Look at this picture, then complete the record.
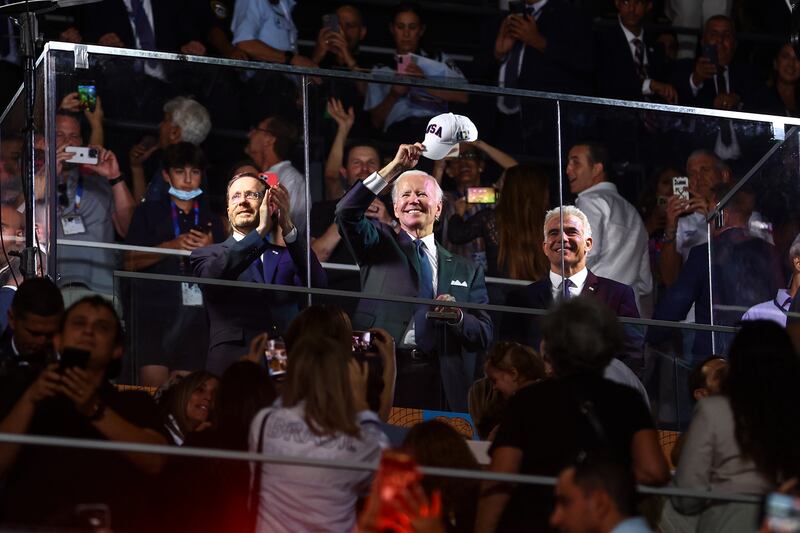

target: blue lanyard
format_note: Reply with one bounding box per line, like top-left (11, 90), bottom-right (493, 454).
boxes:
top-left (170, 200), bottom-right (199, 238)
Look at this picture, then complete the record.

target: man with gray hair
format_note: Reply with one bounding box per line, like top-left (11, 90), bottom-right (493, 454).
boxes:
top-left (336, 142), bottom-right (493, 412)
top-left (741, 232), bottom-right (800, 327)
top-left (128, 96), bottom-right (213, 203)
top-left (502, 205), bottom-right (643, 374)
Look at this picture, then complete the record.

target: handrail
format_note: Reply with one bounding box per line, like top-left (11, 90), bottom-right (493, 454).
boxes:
top-left (0, 431), bottom-right (763, 504)
top-left (41, 41), bottom-right (800, 126)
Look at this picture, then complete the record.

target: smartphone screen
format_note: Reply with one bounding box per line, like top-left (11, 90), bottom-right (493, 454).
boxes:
top-left (766, 493), bottom-right (800, 533)
top-left (702, 44), bottom-right (719, 67)
top-left (59, 347), bottom-right (90, 371)
top-left (352, 330), bottom-right (373, 355)
top-left (322, 13), bottom-right (340, 33)
top-left (77, 84), bottom-right (97, 112)
top-left (467, 187), bottom-right (497, 204)
top-left (672, 177), bottom-right (689, 201)
top-left (396, 54), bottom-right (414, 74)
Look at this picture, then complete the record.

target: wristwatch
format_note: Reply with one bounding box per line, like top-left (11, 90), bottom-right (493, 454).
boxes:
top-left (108, 175), bottom-right (125, 187)
top-left (87, 398), bottom-right (107, 421)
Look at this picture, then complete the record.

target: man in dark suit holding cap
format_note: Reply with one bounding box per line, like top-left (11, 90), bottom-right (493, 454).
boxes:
top-left (336, 120), bottom-right (492, 412)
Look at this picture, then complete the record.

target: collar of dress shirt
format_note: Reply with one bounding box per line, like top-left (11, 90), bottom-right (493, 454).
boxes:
top-left (549, 267), bottom-right (589, 294)
top-left (268, 160), bottom-right (292, 174)
top-left (777, 288), bottom-right (792, 307)
top-left (232, 231), bottom-right (245, 242)
top-left (577, 180), bottom-right (617, 198)
top-left (407, 232), bottom-right (437, 256)
top-left (618, 15), bottom-right (644, 42)
top-left (529, 0), bottom-right (549, 15)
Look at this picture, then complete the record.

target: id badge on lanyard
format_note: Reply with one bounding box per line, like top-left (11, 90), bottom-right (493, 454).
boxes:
top-left (172, 201), bottom-right (204, 307)
top-left (60, 176), bottom-right (86, 235)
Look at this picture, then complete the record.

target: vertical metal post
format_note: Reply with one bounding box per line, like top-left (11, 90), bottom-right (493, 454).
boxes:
top-left (706, 224), bottom-right (716, 354)
top-left (301, 74), bottom-right (311, 306)
top-left (19, 13), bottom-right (38, 279)
top-left (556, 100), bottom-right (565, 284)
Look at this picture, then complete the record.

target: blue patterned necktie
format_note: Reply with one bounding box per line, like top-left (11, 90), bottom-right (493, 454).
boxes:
top-left (414, 239), bottom-right (435, 352)
top-left (559, 278), bottom-right (574, 301)
top-left (129, 0), bottom-right (156, 50)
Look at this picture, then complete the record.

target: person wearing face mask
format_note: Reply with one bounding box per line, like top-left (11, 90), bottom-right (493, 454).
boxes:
top-left (124, 142), bottom-right (226, 387)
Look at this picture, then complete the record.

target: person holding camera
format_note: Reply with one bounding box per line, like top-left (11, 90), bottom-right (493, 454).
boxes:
top-left (190, 171), bottom-right (326, 375)
top-left (249, 335), bottom-right (389, 533)
top-left (0, 296), bottom-right (167, 531)
top-left (124, 143), bottom-right (226, 387)
top-left (50, 111), bottom-right (136, 308)
top-left (335, 141), bottom-right (493, 412)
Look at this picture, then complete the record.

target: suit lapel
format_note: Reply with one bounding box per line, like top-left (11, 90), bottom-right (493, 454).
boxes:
top-left (436, 245), bottom-right (455, 296)
top-left (262, 246), bottom-right (281, 283)
top-left (398, 230), bottom-right (422, 280)
top-left (583, 270), bottom-right (599, 298)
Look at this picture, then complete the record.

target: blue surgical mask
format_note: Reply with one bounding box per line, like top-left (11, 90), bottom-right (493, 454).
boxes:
top-left (169, 187), bottom-right (203, 201)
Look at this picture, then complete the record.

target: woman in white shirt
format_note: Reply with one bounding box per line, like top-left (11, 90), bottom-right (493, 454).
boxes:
top-left (249, 335), bottom-right (389, 533)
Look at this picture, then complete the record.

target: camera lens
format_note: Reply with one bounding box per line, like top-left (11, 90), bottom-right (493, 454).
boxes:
top-left (88, 149), bottom-right (98, 157)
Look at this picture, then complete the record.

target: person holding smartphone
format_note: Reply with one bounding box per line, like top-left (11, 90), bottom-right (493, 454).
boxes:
top-left (124, 143), bottom-right (226, 387)
top-left (364, 3), bottom-right (468, 141)
top-left (672, 15), bottom-right (759, 111)
top-left (190, 171), bottom-right (327, 375)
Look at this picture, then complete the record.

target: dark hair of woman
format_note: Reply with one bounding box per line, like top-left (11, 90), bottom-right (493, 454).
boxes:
top-left (496, 164), bottom-right (550, 281)
top-left (401, 420), bottom-right (480, 532)
top-left (215, 361), bottom-right (277, 450)
top-left (724, 320), bottom-right (800, 483)
top-left (486, 341), bottom-right (546, 383)
top-left (283, 304), bottom-right (352, 353)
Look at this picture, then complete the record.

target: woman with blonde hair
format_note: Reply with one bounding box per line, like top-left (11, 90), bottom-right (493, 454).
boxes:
top-left (249, 335), bottom-right (389, 533)
top-left (447, 164), bottom-right (550, 280)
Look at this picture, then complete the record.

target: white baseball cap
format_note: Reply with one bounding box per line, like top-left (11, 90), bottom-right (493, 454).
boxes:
top-left (421, 113), bottom-right (479, 160)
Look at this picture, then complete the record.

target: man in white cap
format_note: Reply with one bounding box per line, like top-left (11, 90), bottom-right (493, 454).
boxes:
top-left (335, 113), bottom-right (492, 412)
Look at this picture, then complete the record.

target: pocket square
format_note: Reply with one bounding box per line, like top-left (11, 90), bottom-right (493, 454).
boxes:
top-left (450, 280), bottom-right (468, 287)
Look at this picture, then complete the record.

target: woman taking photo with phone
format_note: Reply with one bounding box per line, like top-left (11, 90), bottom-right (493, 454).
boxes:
top-left (249, 335), bottom-right (389, 533)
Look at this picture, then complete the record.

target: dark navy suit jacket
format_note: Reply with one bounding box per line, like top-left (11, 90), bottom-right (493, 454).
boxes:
top-left (502, 270), bottom-right (643, 369)
top-left (336, 182), bottom-right (493, 412)
top-left (190, 230), bottom-right (326, 375)
top-left (594, 23), bottom-right (671, 102)
top-left (671, 59), bottom-right (760, 111)
top-left (649, 228), bottom-right (781, 358)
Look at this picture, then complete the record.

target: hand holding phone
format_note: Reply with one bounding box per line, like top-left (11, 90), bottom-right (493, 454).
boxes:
top-left (259, 172), bottom-right (280, 189)
top-left (65, 146), bottom-right (99, 165)
top-left (396, 54), bottom-right (415, 75)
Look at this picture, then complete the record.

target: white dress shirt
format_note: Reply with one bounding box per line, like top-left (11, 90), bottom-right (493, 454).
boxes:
top-left (549, 267), bottom-right (588, 301)
top-left (576, 181), bottom-right (653, 304)
top-left (741, 288), bottom-right (792, 327)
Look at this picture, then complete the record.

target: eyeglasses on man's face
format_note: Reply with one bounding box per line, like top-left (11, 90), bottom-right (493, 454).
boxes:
top-left (229, 190), bottom-right (265, 204)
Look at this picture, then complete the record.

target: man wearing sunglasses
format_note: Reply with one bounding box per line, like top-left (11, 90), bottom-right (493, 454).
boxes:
top-left (190, 172), bottom-right (326, 374)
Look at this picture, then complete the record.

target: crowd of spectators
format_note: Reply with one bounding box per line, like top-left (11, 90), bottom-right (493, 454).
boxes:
top-left (0, 277), bottom-right (795, 531)
top-left (0, 1), bottom-right (798, 530)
